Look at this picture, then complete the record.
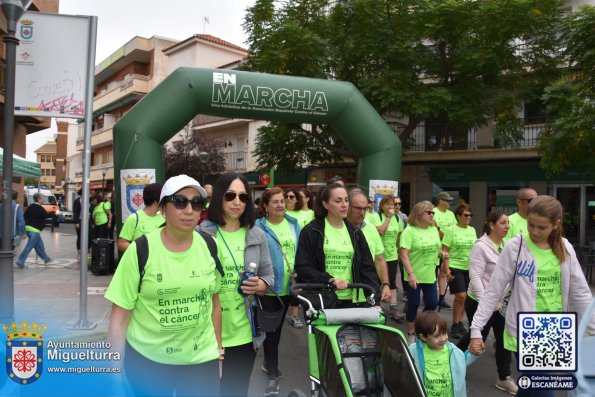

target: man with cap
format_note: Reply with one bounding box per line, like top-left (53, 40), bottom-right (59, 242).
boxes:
top-left (433, 191), bottom-right (457, 309)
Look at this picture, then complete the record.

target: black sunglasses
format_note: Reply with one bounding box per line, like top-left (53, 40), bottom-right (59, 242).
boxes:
top-left (224, 191), bottom-right (250, 203)
top-left (522, 198), bottom-right (534, 203)
top-left (167, 194), bottom-right (204, 211)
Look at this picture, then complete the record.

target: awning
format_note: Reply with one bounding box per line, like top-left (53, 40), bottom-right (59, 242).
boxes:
top-left (0, 147), bottom-right (41, 177)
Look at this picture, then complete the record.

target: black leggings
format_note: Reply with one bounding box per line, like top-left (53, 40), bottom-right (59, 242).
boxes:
top-left (262, 295), bottom-right (291, 378)
top-left (387, 260), bottom-right (399, 290)
top-left (124, 342), bottom-right (219, 397)
top-left (220, 342), bottom-right (257, 397)
top-left (457, 296), bottom-right (512, 380)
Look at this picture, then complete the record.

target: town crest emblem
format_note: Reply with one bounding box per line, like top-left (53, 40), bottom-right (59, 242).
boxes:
top-left (3, 321), bottom-right (45, 385)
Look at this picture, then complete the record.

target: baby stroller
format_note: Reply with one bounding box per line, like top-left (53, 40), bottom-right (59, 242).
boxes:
top-left (287, 283), bottom-right (426, 397)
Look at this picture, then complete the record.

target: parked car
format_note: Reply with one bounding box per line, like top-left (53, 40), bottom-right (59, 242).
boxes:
top-left (60, 206), bottom-right (74, 223)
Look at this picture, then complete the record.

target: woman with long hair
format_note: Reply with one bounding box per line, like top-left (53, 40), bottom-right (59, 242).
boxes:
top-left (441, 203), bottom-right (477, 339)
top-left (399, 200), bottom-right (447, 344)
top-left (298, 189), bottom-right (315, 227)
top-left (106, 175), bottom-right (221, 397)
top-left (456, 211), bottom-right (517, 395)
top-left (469, 196), bottom-right (595, 397)
top-left (371, 195), bottom-right (404, 320)
top-left (198, 172), bottom-right (274, 397)
top-left (295, 183), bottom-right (380, 307)
top-left (255, 187), bottom-right (301, 396)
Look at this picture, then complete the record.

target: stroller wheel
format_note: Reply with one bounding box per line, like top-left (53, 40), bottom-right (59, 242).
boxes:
top-left (287, 389), bottom-right (308, 397)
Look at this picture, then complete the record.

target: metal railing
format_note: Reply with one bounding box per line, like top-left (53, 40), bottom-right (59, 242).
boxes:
top-left (224, 151), bottom-right (248, 171)
top-left (400, 118), bottom-right (551, 152)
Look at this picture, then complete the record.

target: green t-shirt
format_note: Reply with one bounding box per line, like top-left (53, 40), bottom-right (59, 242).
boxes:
top-left (216, 227), bottom-right (253, 347)
top-left (505, 212), bottom-right (528, 241)
top-left (433, 207), bottom-right (456, 236)
top-left (370, 213), bottom-right (402, 261)
top-left (324, 219), bottom-right (354, 301)
top-left (104, 229), bottom-right (221, 364)
top-left (441, 225), bottom-right (477, 270)
top-left (364, 211), bottom-right (376, 225)
top-left (423, 344), bottom-right (454, 397)
top-left (299, 209), bottom-right (315, 228)
top-left (119, 210), bottom-right (165, 242)
top-left (360, 221), bottom-right (384, 260)
top-left (93, 201), bottom-right (111, 226)
top-left (266, 219), bottom-right (296, 296)
top-left (399, 226), bottom-right (441, 284)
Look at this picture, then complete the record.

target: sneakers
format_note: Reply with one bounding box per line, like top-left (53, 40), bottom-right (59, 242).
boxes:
top-left (437, 299), bottom-right (452, 310)
top-left (264, 377), bottom-right (280, 397)
top-left (450, 322), bottom-right (466, 339)
top-left (43, 259), bottom-right (55, 265)
top-left (288, 315), bottom-right (303, 328)
top-left (407, 332), bottom-right (417, 344)
top-left (495, 376), bottom-right (518, 395)
top-left (388, 304), bottom-right (404, 322)
top-left (261, 364), bottom-right (282, 379)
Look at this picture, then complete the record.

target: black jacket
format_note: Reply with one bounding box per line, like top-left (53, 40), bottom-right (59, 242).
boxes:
top-left (295, 218), bottom-right (380, 300)
top-left (24, 203), bottom-right (48, 231)
top-left (73, 197), bottom-right (81, 223)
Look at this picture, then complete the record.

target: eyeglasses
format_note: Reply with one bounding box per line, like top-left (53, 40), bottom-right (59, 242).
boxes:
top-left (462, 213), bottom-right (473, 218)
top-left (426, 210), bottom-right (435, 216)
top-left (394, 202), bottom-right (402, 206)
top-left (521, 198), bottom-right (533, 203)
top-left (286, 195), bottom-right (296, 200)
top-left (167, 194), bottom-right (204, 211)
top-left (350, 206), bottom-right (367, 212)
top-left (224, 191), bottom-right (250, 203)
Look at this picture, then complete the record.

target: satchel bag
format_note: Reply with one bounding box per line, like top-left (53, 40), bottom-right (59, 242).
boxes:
top-left (255, 288), bottom-right (285, 333)
top-left (498, 235), bottom-right (523, 317)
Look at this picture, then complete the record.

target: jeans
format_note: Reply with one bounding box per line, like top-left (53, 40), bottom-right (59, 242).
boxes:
top-left (16, 231), bottom-right (51, 266)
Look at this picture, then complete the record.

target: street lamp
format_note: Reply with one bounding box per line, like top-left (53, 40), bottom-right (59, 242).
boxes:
top-left (0, 0), bottom-right (33, 322)
top-left (198, 151), bottom-right (208, 185)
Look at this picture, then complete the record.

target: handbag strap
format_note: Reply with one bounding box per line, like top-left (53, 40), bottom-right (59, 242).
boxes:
top-left (511, 234), bottom-right (523, 289)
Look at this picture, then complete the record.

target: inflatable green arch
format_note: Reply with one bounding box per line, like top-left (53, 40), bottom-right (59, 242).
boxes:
top-left (114, 67), bottom-right (401, 222)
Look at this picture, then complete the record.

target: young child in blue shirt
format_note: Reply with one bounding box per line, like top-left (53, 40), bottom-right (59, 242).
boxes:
top-left (409, 311), bottom-right (478, 397)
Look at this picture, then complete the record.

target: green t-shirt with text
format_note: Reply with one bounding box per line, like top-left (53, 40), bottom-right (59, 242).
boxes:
top-left (399, 226), bottom-right (441, 283)
top-left (93, 201), bottom-right (111, 226)
top-left (104, 229), bottom-right (221, 364)
top-left (119, 210), bottom-right (165, 242)
top-left (423, 344), bottom-right (454, 397)
top-left (216, 227), bottom-right (252, 347)
top-left (370, 213), bottom-right (402, 261)
top-left (324, 219), bottom-right (354, 300)
top-left (442, 225), bottom-right (477, 270)
top-left (360, 221), bottom-right (384, 260)
top-left (433, 207), bottom-right (456, 236)
top-left (266, 219), bottom-right (296, 296)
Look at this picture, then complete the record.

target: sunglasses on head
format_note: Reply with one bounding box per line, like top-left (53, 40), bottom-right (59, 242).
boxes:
top-left (224, 191), bottom-right (250, 203)
top-left (167, 194), bottom-right (204, 211)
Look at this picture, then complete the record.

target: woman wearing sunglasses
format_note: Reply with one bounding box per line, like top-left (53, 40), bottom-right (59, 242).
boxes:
top-left (399, 200), bottom-right (447, 344)
top-left (295, 183), bottom-right (380, 308)
top-left (106, 175), bottom-right (221, 397)
top-left (284, 187), bottom-right (306, 227)
top-left (441, 203), bottom-right (478, 339)
top-left (255, 187), bottom-right (301, 396)
top-left (198, 172), bottom-right (273, 397)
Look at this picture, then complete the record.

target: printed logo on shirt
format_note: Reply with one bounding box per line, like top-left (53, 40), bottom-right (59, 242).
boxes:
top-left (516, 260), bottom-right (535, 283)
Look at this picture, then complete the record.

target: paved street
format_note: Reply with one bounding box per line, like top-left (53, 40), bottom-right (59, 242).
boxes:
top-left (7, 223), bottom-right (585, 396)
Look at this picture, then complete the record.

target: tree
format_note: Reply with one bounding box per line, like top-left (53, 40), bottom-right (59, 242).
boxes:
top-left (540, 6), bottom-right (595, 181)
top-left (161, 125), bottom-right (226, 182)
top-left (242, 0), bottom-right (563, 171)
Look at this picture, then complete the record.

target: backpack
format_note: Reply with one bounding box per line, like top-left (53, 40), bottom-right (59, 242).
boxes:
top-left (135, 231), bottom-right (224, 293)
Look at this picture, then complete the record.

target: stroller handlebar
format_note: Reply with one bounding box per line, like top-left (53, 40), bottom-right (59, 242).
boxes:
top-left (290, 282), bottom-right (376, 297)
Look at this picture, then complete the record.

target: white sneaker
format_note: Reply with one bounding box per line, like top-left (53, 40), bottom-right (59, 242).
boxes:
top-left (495, 376), bottom-right (518, 395)
top-left (288, 315), bottom-right (304, 328)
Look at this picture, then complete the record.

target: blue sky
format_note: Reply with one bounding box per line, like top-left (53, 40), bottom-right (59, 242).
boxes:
top-left (26, 0), bottom-right (255, 160)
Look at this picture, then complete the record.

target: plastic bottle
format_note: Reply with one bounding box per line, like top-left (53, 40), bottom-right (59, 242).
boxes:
top-left (238, 262), bottom-right (258, 295)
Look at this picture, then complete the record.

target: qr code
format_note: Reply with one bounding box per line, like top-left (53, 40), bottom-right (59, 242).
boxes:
top-left (518, 312), bottom-right (576, 371)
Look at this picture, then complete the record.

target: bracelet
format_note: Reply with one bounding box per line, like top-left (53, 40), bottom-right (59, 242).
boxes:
top-left (408, 272), bottom-right (414, 276)
top-left (218, 348), bottom-right (225, 356)
top-left (382, 283), bottom-right (390, 288)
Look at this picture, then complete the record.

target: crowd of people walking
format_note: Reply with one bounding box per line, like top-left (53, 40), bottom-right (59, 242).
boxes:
top-left (101, 173), bottom-right (594, 397)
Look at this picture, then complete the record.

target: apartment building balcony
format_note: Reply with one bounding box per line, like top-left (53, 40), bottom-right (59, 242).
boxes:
top-left (93, 74), bottom-right (149, 113)
top-left (75, 122), bottom-right (114, 151)
top-left (224, 151), bottom-right (248, 171)
top-left (74, 164), bottom-right (113, 184)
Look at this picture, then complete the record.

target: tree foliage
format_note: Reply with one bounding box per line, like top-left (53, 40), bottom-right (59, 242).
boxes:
top-left (162, 125), bottom-right (226, 182)
top-left (242, 0), bottom-right (563, 171)
top-left (540, 6), bottom-right (595, 181)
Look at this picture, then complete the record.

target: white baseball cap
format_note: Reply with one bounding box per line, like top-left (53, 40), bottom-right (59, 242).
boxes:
top-left (159, 174), bottom-right (207, 203)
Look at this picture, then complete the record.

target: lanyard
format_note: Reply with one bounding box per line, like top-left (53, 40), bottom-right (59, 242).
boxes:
top-left (216, 226), bottom-right (243, 278)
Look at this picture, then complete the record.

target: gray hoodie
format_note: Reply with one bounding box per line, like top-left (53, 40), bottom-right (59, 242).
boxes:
top-left (471, 234), bottom-right (595, 340)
